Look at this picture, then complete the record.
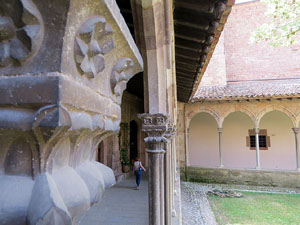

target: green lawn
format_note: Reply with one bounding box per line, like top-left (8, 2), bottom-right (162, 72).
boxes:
top-left (208, 191), bottom-right (300, 225)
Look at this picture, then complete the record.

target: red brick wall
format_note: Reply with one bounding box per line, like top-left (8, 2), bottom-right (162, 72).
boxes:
top-left (224, 1), bottom-right (300, 81)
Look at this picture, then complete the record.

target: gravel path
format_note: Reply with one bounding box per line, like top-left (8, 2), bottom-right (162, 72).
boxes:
top-left (181, 182), bottom-right (217, 225)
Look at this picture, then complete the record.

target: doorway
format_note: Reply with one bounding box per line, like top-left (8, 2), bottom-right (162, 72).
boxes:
top-left (130, 120), bottom-right (138, 163)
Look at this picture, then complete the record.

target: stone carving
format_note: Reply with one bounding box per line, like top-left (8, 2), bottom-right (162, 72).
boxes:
top-left (111, 58), bottom-right (134, 96)
top-left (0, 0), bottom-right (43, 67)
top-left (74, 17), bottom-right (114, 78)
top-left (138, 113), bottom-right (170, 144)
top-left (164, 119), bottom-right (176, 139)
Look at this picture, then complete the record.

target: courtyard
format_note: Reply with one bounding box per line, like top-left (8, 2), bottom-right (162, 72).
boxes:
top-left (181, 181), bottom-right (300, 225)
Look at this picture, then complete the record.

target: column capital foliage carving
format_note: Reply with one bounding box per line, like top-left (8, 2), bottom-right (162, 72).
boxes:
top-left (138, 113), bottom-right (170, 144)
top-left (292, 128), bottom-right (300, 134)
top-left (254, 128), bottom-right (260, 134)
top-left (164, 118), bottom-right (176, 140)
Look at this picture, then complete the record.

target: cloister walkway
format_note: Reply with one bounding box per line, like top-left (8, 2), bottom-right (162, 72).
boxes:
top-left (77, 175), bottom-right (148, 225)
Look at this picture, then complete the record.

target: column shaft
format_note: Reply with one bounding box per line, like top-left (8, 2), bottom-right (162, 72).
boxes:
top-left (292, 128), bottom-right (300, 171)
top-left (254, 128), bottom-right (261, 170)
top-left (148, 151), bottom-right (163, 225)
top-left (217, 128), bottom-right (223, 168)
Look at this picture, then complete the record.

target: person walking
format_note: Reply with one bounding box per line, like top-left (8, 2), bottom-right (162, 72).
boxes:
top-left (133, 157), bottom-right (146, 190)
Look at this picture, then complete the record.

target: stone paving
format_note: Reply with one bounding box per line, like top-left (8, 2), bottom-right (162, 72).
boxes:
top-left (181, 182), bottom-right (217, 225)
top-left (77, 175), bottom-right (148, 225)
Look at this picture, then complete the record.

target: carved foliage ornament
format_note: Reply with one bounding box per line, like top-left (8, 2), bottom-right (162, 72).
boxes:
top-left (111, 58), bottom-right (134, 96)
top-left (74, 17), bottom-right (114, 79)
top-left (0, 0), bottom-right (43, 67)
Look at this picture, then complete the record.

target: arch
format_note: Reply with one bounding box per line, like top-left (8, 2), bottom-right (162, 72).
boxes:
top-left (188, 111), bottom-right (219, 167)
top-left (221, 108), bottom-right (256, 128)
top-left (257, 106), bottom-right (296, 128)
top-left (259, 110), bottom-right (296, 170)
top-left (222, 111), bottom-right (257, 169)
top-left (187, 107), bottom-right (220, 128)
top-left (4, 137), bottom-right (33, 177)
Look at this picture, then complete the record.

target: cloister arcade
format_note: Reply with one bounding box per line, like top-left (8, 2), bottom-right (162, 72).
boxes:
top-left (181, 100), bottom-right (300, 172)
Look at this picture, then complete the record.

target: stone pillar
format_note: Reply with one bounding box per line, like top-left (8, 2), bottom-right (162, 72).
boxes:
top-left (217, 128), bottom-right (224, 168)
top-left (0, 0), bottom-right (143, 224)
top-left (138, 113), bottom-right (170, 225)
top-left (254, 128), bottom-right (261, 170)
top-left (164, 120), bottom-right (176, 225)
top-left (292, 128), bottom-right (300, 171)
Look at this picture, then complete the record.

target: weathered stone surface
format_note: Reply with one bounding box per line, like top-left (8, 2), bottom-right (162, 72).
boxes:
top-left (0, 0), bottom-right (43, 68)
top-left (27, 173), bottom-right (72, 225)
top-left (0, 0), bottom-right (143, 223)
top-left (0, 176), bottom-right (34, 225)
top-left (52, 167), bottom-right (90, 218)
top-left (76, 162), bottom-right (105, 204)
top-left (92, 161), bottom-right (116, 189)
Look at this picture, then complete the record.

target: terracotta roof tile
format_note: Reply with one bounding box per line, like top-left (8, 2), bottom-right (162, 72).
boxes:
top-left (193, 79), bottom-right (300, 101)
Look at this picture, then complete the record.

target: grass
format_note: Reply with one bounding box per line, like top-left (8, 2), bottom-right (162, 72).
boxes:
top-left (208, 191), bottom-right (300, 225)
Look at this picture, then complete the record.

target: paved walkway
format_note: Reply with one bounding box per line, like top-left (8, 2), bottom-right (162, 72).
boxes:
top-left (77, 175), bottom-right (148, 225)
top-left (181, 182), bottom-right (217, 225)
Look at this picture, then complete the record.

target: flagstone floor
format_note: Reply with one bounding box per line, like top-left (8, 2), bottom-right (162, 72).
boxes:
top-left (77, 175), bottom-right (148, 225)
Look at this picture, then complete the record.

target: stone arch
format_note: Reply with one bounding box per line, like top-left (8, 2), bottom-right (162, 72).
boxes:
top-left (296, 113), bottom-right (300, 128)
top-left (221, 108), bottom-right (256, 128)
top-left (187, 107), bottom-right (220, 128)
top-left (257, 106), bottom-right (296, 128)
top-left (4, 136), bottom-right (33, 177)
top-left (187, 109), bottom-right (220, 167)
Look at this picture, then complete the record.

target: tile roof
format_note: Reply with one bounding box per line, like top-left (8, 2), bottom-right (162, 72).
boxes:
top-left (193, 79), bottom-right (300, 101)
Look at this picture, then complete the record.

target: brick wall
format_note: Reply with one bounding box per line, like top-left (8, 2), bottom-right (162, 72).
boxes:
top-left (225, 1), bottom-right (300, 81)
top-left (200, 32), bottom-right (227, 87)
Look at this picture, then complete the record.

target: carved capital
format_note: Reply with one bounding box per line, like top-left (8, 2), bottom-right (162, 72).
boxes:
top-left (217, 128), bottom-right (223, 133)
top-left (138, 113), bottom-right (170, 153)
top-left (254, 128), bottom-right (260, 134)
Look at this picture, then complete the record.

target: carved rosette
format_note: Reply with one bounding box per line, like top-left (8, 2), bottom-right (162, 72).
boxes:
top-left (138, 113), bottom-right (170, 153)
top-left (111, 58), bottom-right (134, 96)
top-left (74, 17), bottom-right (114, 79)
top-left (0, 0), bottom-right (43, 67)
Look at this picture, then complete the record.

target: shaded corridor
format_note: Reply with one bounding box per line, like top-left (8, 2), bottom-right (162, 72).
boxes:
top-left (77, 175), bottom-right (148, 225)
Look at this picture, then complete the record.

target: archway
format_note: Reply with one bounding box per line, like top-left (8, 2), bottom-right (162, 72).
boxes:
top-left (97, 141), bottom-right (104, 164)
top-left (259, 110), bottom-right (295, 170)
top-left (222, 111), bottom-right (256, 169)
top-left (130, 120), bottom-right (138, 163)
top-left (188, 112), bottom-right (219, 167)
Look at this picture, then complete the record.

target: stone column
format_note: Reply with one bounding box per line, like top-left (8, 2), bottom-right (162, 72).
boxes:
top-left (164, 120), bottom-right (176, 225)
top-left (292, 128), bottom-right (300, 171)
top-left (138, 113), bottom-right (170, 225)
top-left (217, 128), bottom-right (224, 168)
top-left (254, 128), bottom-right (261, 170)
